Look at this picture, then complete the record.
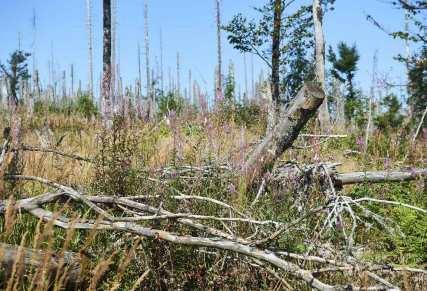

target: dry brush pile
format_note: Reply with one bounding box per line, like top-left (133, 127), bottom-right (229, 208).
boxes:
top-left (0, 85), bottom-right (426, 290)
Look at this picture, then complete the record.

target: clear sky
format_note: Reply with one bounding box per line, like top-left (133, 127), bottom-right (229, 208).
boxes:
top-left (0, 0), bottom-right (412, 101)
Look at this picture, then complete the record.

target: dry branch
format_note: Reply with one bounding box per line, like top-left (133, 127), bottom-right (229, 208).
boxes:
top-left (0, 144), bottom-right (93, 163)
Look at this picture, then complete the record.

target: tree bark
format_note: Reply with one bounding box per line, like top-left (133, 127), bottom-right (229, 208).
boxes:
top-left (0, 242), bottom-right (83, 289)
top-left (313, 0), bottom-right (331, 130)
top-left (86, 0), bottom-right (94, 101)
top-left (215, 0), bottom-right (223, 101)
top-left (102, 0), bottom-right (113, 129)
top-left (268, 0), bottom-right (282, 132)
top-left (336, 168), bottom-right (427, 186)
top-left (243, 83), bottom-right (325, 185)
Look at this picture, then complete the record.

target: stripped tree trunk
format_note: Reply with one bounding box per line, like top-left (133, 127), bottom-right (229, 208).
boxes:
top-left (268, 0), bottom-right (282, 133)
top-left (102, 0), bottom-right (113, 129)
top-left (0, 243), bottom-right (83, 289)
top-left (86, 0), bottom-right (94, 101)
top-left (176, 52), bottom-right (181, 97)
top-left (313, 0), bottom-right (331, 131)
top-left (111, 0), bottom-right (117, 109)
top-left (215, 0), bottom-right (223, 101)
top-left (144, 1), bottom-right (153, 119)
top-left (243, 83), bottom-right (325, 185)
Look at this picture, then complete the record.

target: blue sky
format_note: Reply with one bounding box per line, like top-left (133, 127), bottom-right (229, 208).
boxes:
top-left (0, 0), bottom-right (412, 101)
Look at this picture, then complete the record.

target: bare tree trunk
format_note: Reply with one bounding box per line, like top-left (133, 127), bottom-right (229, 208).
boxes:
top-left (111, 0), bottom-right (117, 109)
top-left (269, 0), bottom-right (282, 132)
top-left (0, 242), bottom-right (83, 289)
top-left (313, 0), bottom-right (331, 131)
top-left (215, 0), bottom-right (222, 101)
top-left (365, 52), bottom-right (378, 152)
top-left (138, 42), bottom-right (142, 102)
top-left (160, 28), bottom-right (164, 94)
top-left (176, 52), bottom-right (181, 97)
top-left (70, 64), bottom-right (74, 98)
top-left (61, 70), bottom-right (66, 102)
top-left (412, 106), bottom-right (427, 142)
top-left (86, 0), bottom-right (94, 101)
top-left (144, 0), bottom-right (153, 119)
top-left (102, 0), bottom-right (113, 129)
top-left (251, 54), bottom-right (255, 99)
top-left (188, 69), bottom-right (192, 103)
top-left (243, 84), bottom-right (325, 185)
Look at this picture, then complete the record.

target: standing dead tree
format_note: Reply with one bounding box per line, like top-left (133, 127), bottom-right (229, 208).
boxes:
top-left (215, 0), bottom-right (223, 101)
top-left (86, 0), bottom-right (94, 101)
top-left (268, 0), bottom-right (282, 132)
top-left (313, 0), bottom-right (331, 130)
top-left (243, 83), bottom-right (325, 186)
top-left (101, 0), bottom-right (113, 129)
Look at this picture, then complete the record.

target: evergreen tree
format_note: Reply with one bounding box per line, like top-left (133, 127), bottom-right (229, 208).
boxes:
top-left (0, 50), bottom-right (31, 106)
top-left (224, 61), bottom-right (236, 102)
top-left (375, 94), bottom-right (404, 131)
top-left (327, 42), bottom-right (360, 120)
top-left (407, 46), bottom-right (427, 123)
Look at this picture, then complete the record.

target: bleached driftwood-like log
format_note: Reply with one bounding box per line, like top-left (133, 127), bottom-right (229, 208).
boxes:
top-left (3, 175), bottom-right (419, 291)
top-left (0, 242), bottom-right (83, 289)
top-left (336, 168), bottom-right (427, 185)
top-left (243, 83), bottom-right (325, 185)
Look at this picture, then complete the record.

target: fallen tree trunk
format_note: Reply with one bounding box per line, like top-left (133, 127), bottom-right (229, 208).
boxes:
top-left (270, 163), bottom-right (427, 199)
top-left (0, 242), bottom-right (83, 289)
top-left (336, 168), bottom-right (427, 186)
top-left (243, 83), bottom-right (325, 186)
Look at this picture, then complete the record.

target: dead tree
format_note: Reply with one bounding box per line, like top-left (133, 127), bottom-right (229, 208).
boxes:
top-left (101, 0), bottom-right (113, 129)
top-left (215, 0), bottom-right (223, 100)
top-left (144, 0), bottom-right (153, 119)
top-left (313, 0), bottom-right (331, 130)
top-left (86, 0), bottom-right (94, 100)
top-left (243, 83), bottom-right (325, 185)
top-left (0, 243), bottom-right (83, 289)
top-left (268, 0), bottom-right (282, 132)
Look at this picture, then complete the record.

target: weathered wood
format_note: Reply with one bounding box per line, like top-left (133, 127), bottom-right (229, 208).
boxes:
top-left (243, 83), bottom-right (325, 185)
top-left (0, 242), bottom-right (83, 289)
top-left (271, 163), bottom-right (427, 193)
top-left (336, 168), bottom-right (427, 186)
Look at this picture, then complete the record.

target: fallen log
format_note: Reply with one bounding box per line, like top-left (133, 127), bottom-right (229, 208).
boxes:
top-left (270, 163), bottom-right (427, 201)
top-left (336, 168), bottom-right (427, 186)
top-left (243, 83), bottom-right (325, 186)
top-left (0, 242), bottom-right (83, 289)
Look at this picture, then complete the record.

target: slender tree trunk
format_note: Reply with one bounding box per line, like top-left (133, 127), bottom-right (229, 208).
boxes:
top-left (160, 28), bottom-right (164, 94)
top-left (144, 0), bottom-right (152, 119)
top-left (251, 54), bottom-right (255, 99)
top-left (188, 69), bottom-right (192, 103)
top-left (102, 0), bottom-right (113, 129)
top-left (313, 0), bottom-right (331, 131)
top-left (111, 0), bottom-right (117, 109)
top-left (86, 0), bottom-right (94, 101)
top-left (268, 0), bottom-right (282, 133)
top-left (70, 64), bottom-right (74, 97)
top-left (365, 52), bottom-right (377, 151)
top-left (176, 52), bottom-right (181, 97)
top-left (138, 42), bottom-right (142, 101)
top-left (215, 0), bottom-right (222, 101)
top-left (243, 53), bottom-right (248, 104)
top-left (62, 70), bottom-right (66, 102)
